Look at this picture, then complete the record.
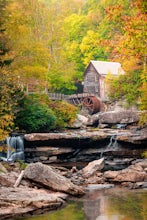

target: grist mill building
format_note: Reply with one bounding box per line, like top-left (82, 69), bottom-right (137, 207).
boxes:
top-left (83, 60), bottom-right (124, 100)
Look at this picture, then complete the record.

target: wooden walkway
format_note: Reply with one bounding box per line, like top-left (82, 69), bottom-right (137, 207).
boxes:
top-left (48, 92), bottom-right (96, 101)
top-left (25, 84), bottom-right (97, 101)
top-left (25, 84), bottom-right (101, 114)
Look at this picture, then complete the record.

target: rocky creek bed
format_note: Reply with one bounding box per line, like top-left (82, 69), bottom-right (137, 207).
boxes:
top-left (0, 157), bottom-right (147, 220)
top-left (0, 110), bottom-right (147, 220)
top-left (24, 127), bottom-right (147, 170)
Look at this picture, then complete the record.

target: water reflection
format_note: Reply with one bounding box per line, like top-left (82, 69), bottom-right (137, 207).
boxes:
top-left (17, 188), bottom-right (147, 220)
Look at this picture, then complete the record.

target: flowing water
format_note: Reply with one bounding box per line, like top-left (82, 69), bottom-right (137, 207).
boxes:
top-left (100, 135), bottom-right (119, 158)
top-left (0, 136), bottom-right (24, 162)
top-left (16, 188), bottom-right (147, 220)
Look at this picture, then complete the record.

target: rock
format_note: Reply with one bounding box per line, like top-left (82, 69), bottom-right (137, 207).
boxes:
top-left (40, 156), bottom-right (48, 161)
top-left (99, 110), bottom-right (139, 125)
top-left (0, 187), bottom-right (67, 219)
top-left (122, 181), bottom-right (147, 189)
top-left (77, 114), bottom-right (88, 124)
top-left (107, 100), bottom-right (138, 112)
top-left (0, 171), bottom-right (18, 187)
top-left (86, 114), bottom-right (99, 126)
top-left (98, 124), bottom-right (109, 129)
top-left (25, 146), bottom-right (74, 155)
top-left (24, 130), bottom-right (107, 142)
top-left (0, 162), bottom-right (8, 173)
top-left (115, 169), bottom-right (146, 182)
top-left (68, 114), bottom-right (89, 128)
top-left (135, 181), bottom-right (147, 189)
top-left (65, 114), bottom-right (88, 129)
top-left (132, 159), bottom-right (147, 168)
top-left (70, 173), bottom-right (85, 186)
top-left (70, 119), bottom-right (83, 129)
top-left (71, 166), bottom-right (78, 173)
top-left (121, 182), bottom-right (134, 188)
top-left (24, 128), bottom-right (147, 165)
top-left (82, 158), bottom-right (104, 178)
top-left (84, 173), bottom-right (105, 185)
top-left (117, 128), bottom-right (147, 144)
top-left (128, 164), bottom-right (144, 172)
top-left (49, 156), bottom-right (57, 161)
top-left (104, 163), bottom-right (147, 183)
top-left (104, 170), bottom-right (118, 179)
top-left (85, 184), bottom-right (114, 191)
top-left (24, 162), bottom-right (84, 196)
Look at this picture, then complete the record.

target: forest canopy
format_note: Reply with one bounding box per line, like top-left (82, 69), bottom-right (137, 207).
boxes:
top-left (0, 0), bottom-right (147, 139)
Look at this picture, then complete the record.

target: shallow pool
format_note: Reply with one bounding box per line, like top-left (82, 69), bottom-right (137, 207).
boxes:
top-left (16, 188), bottom-right (147, 220)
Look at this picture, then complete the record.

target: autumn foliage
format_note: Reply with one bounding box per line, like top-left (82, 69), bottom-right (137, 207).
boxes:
top-left (0, 68), bottom-right (23, 140)
top-left (0, 0), bottom-right (147, 139)
top-left (49, 100), bottom-right (78, 128)
top-left (14, 94), bottom-right (78, 133)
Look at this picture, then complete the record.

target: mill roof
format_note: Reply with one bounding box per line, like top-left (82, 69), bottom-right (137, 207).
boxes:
top-left (85, 60), bottom-right (124, 76)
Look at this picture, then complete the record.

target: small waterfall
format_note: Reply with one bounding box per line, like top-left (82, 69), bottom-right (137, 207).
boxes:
top-left (107, 135), bottom-right (118, 149)
top-left (100, 135), bottom-right (118, 158)
top-left (0, 136), bottom-right (25, 162)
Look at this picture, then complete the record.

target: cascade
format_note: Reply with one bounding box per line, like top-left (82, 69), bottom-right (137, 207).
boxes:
top-left (107, 135), bottom-right (118, 148)
top-left (0, 136), bottom-right (25, 162)
top-left (100, 135), bottom-right (118, 158)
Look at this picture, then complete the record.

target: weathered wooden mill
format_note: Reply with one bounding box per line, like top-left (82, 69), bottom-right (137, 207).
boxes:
top-left (26, 60), bottom-right (124, 114)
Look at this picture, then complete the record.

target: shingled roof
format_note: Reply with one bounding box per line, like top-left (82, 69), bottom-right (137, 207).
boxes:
top-left (86, 60), bottom-right (124, 76)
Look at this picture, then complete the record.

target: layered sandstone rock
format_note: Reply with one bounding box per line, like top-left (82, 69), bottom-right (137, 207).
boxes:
top-left (104, 160), bottom-right (147, 183)
top-left (24, 162), bottom-right (84, 196)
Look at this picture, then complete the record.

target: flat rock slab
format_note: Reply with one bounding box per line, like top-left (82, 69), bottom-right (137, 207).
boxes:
top-left (0, 187), bottom-right (67, 220)
top-left (116, 128), bottom-right (147, 144)
top-left (85, 184), bottom-right (114, 191)
top-left (24, 128), bottom-right (147, 145)
top-left (24, 130), bottom-right (107, 141)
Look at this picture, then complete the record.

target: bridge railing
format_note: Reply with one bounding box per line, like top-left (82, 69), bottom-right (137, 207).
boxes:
top-left (25, 84), bottom-right (101, 102)
top-left (48, 93), bottom-right (69, 100)
top-left (48, 92), bottom-right (97, 100)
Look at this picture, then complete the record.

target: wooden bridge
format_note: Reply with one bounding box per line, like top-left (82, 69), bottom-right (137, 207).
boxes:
top-left (49, 92), bottom-right (101, 114)
top-left (45, 93), bottom-right (101, 114)
top-left (25, 84), bottom-right (101, 114)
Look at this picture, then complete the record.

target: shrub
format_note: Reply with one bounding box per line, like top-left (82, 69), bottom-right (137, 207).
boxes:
top-left (141, 151), bottom-right (147, 158)
top-left (15, 95), bottom-right (56, 133)
top-left (49, 100), bottom-right (78, 128)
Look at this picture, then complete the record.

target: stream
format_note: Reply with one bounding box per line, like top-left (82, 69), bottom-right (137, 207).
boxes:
top-left (16, 188), bottom-right (147, 220)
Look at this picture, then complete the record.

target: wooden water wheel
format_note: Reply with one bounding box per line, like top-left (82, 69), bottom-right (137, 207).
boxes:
top-left (82, 96), bottom-right (100, 114)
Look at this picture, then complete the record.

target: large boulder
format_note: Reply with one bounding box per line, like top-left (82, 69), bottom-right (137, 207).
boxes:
top-left (24, 162), bottom-right (84, 196)
top-left (68, 114), bottom-right (88, 128)
top-left (99, 110), bottom-right (139, 125)
top-left (86, 114), bottom-right (99, 126)
top-left (104, 162), bottom-right (147, 183)
top-left (82, 158), bottom-right (104, 178)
